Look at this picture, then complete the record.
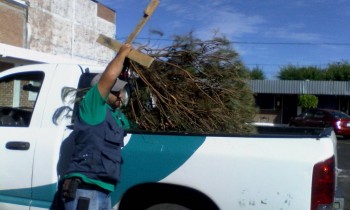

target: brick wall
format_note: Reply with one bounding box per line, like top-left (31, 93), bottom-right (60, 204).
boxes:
top-left (0, 82), bottom-right (13, 107)
top-left (97, 3), bottom-right (115, 24)
top-left (0, 0), bottom-right (27, 47)
top-left (0, 80), bottom-right (36, 107)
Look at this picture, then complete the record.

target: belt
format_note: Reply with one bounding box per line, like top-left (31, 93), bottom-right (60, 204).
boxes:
top-left (76, 179), bottom-right (111, 194)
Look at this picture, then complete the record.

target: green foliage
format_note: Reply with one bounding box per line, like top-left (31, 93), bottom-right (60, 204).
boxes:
top-left (324, 61), bottom-right (350, 80)
top-left (277, 61), bottom-right (350, 81)
top-left (298, 94), bottom-right (318, 109)
top-left (249, 66), bottom-right (265, 80)
top-left (278, 65), bottom-right (324, 80)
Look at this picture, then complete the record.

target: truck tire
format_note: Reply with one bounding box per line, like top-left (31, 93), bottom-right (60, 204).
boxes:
top-left (146, 203), bottom-right (190, 210)
top-left (118, 183), bottom-right (219, 210)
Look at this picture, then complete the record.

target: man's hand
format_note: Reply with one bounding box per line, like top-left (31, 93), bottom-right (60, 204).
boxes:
top-left (118, 43), bottom-right (132, 58)
top-left (98, 43), bottom-right (132, 99)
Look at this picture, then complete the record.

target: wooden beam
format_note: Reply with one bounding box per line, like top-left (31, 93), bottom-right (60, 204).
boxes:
top-left (97, 34), bottom-right (155, 68)
top-left (125, 0), bottom-right (160, 44)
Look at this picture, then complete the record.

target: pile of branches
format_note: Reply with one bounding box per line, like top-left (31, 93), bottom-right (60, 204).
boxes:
top-left (122, 34), bottom-right (258, 134)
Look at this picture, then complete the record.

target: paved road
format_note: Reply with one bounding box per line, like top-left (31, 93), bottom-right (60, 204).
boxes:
top-left (337, 139), bottom-right (350, 210)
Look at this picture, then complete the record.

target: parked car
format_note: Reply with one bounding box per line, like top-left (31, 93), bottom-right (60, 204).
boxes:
top-left (289, 108), bottom-right (350, 138)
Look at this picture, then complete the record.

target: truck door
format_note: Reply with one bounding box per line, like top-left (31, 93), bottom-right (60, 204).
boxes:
top-left (0, 71), bottom-right (44, 209)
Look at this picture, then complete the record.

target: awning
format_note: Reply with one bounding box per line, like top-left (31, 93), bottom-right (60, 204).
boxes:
top-left (0, 43), bottom-right (96, 65)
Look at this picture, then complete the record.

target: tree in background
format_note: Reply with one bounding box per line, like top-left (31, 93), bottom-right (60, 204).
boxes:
top-left (123, 32), bottom-right (258, 134)
top-left (249, 65), bottom-right (265, 80)
top-left (298, 94), bottom-right (318, 110)
top-left (277, 65), bottom-right (324, 80)
top-left (324, 61), bottom-right (350, 80)
top-left (277, 61), bottom-right (350, 81)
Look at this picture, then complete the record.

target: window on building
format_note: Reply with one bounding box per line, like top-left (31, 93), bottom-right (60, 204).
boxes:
top-left (255, 94), bottom-right (275, 110)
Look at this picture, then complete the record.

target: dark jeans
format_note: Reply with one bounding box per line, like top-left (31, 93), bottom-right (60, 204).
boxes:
top-left (63, 189), bottom-right (111, 210)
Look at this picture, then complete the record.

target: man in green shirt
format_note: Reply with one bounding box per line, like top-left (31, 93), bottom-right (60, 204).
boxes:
top-left (62, 43), bottom-right (131, 210)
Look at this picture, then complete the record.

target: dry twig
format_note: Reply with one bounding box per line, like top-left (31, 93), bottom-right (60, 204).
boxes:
top-left (122, 34), bottom-right (258, 134)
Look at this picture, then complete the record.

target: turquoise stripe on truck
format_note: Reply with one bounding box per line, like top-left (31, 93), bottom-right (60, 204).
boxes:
top-left (112, 133), bottom-right (206, 204)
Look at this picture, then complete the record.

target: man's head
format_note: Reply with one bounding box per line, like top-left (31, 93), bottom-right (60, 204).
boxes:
top-left (91, 74), bottom-right (129, 108)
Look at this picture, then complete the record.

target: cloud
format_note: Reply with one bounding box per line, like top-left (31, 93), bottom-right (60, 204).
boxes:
top-left (160, 0), bottom-right (265, 40)
top-left (161, 0), bottom-right (200, 21)
top-left (264, 27), bottom-right (322, 42)
top-left (197, 11), bottom-right (265, 39)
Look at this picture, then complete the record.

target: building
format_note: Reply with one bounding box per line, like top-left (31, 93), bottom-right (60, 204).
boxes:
top-left (0, 0), bottom-right (116, 71)
top-left (249, 80), bottom-right (350, 124)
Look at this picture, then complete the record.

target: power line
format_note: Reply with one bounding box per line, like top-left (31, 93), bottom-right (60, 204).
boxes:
top-left (231, 41), bottom-right (350, 46)
top-left (244, 63), bottom-right (330, 67)
top-left (115, 36), bottom-right (349, 71)
top-left (117, 37), bottom-right (350, 46)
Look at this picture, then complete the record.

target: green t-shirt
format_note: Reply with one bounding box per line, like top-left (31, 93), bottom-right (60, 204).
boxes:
top-left (79, 84), bottom-right (130, 128)
top-left (65, 84), bottom-right (129, 192)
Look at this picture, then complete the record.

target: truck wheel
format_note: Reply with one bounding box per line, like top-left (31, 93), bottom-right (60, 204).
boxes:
top-left (146, 203), bottom-right (190, 210)
top-left (118, 183), bottom-right (219, 210)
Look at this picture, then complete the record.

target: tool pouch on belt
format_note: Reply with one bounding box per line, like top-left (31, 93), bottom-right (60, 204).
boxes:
top-left (62, 178), bottom-right (81, 199)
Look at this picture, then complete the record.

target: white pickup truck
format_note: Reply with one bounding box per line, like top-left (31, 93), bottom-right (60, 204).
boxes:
top-left (0, 64), bottom-right (343, 210)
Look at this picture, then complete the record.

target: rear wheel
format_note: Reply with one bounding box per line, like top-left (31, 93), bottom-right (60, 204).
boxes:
top-left (118, 183), bottom-right (219, 210)
top-left (146, 203), bottom-right (190, 210)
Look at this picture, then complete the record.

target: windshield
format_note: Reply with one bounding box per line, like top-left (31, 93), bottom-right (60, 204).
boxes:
top-left (331, 111), bottom-right (350, 119)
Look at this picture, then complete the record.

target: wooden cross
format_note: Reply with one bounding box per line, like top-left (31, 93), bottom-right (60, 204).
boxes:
top-left (97, 0), bottom-right (159, 68)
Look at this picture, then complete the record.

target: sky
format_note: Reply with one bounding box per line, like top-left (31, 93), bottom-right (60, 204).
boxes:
top-left (98, 0), bottom-right (350, 79)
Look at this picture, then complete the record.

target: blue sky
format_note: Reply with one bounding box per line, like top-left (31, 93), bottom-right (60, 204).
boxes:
top-left (98, 0), bottom-right (350, 79)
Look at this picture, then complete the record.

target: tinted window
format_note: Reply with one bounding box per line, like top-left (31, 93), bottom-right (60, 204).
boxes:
top-left (301, 110), bottom-right (314, 119)
top-left (330, 111), bottom-right (350, 119)
top-left (0, 72), bottom-right (44, 127)
top-left (314, 111), bottom-right (325, 119)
